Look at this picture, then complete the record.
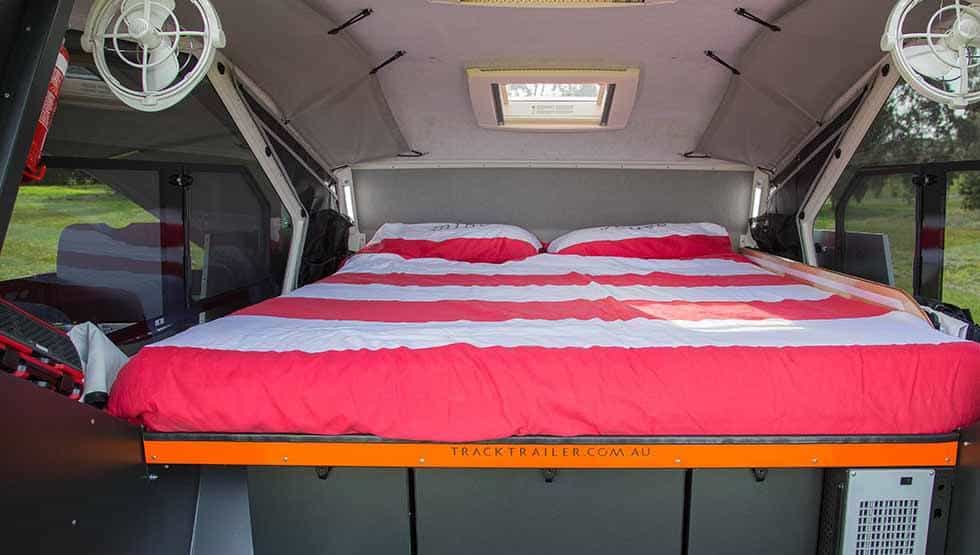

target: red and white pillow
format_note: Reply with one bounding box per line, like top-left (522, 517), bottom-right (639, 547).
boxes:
top-left (547, 223), bottom-right (733, 259)
top-left (361, 223), bottom-right (542, 263)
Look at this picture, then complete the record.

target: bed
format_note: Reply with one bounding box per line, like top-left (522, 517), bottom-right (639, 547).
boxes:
top-left (109, 250), bottom-right (980, 442)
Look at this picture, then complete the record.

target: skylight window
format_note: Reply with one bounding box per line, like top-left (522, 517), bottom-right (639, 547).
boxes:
top-left (468, 68), bottom-right (640, 131)
top-left (430, 0), bottom-right (672, 7)
top-left (500, 83), bottom-right (609, 125)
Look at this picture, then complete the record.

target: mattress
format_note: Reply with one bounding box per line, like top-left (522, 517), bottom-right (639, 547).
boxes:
top-left (108, 253), bottom-right (980, 441)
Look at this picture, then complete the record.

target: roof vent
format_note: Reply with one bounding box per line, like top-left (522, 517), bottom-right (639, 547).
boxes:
top-left (467, 67), bottom-right (641, 131)
top-left (430, 0), bottom-right (674, 7)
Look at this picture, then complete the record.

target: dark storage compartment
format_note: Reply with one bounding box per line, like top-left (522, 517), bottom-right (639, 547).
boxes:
top-left (415, 469), bottom-right (684, 555)
top-left (687, 469), bottom-right (823, 555)
top-left (248, 468), bottom-right (411, 555)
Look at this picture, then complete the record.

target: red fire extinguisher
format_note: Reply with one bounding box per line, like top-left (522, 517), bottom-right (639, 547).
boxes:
top-left (22, 43), bottom-right (69, 183)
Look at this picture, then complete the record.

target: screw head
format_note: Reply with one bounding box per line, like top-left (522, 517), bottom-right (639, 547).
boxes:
top-left (419, 458), bottom-right (426, 464)
top-left (71, 519), bottom-right (77, 526)
top-left (812, 458), bottom-right (819, 464)
top-left (90, 418), bottom-right (95, 425)
top-left (282, 456), bottom-right (289, 462)
top-left (151, 455), bottom-right (157, 460)
top-left (674, 458), bottom-right (682, 464)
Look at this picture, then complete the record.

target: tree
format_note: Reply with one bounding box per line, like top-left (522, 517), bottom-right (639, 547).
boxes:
top-left (847, 82), bottom-right (980, 210)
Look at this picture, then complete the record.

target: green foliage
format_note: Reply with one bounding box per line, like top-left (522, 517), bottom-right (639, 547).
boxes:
top-left (955, 172), bottom-right (980, 210)
top-left (849, 83), bottom-right (980, 211)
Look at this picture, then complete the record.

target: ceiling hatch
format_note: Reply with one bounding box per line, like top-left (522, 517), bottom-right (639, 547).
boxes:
top-left (467, 67), bottom-right (641, 131)
top-left (431, 0), bottom-right (674, 7)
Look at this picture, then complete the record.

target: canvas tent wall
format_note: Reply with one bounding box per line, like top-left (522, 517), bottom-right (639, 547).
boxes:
top-left (64, 0), bottom-right (905, 174)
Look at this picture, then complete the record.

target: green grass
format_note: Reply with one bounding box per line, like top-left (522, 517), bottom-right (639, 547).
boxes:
top-left (815, 181), bottom-right (980, 314)
top-left (0, 183), bottom-right (158, 281)
top-left (943, 187), bottom-right (980, 314)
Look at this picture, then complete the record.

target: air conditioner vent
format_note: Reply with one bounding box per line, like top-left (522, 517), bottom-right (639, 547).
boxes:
top-left (839, 470), bottom-right (934, 555)
top-left (854, 499), bottom-right (920, 554)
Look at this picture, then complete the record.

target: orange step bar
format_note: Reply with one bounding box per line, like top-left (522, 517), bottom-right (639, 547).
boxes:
top-left (144, 439), bottom-right (959, 469)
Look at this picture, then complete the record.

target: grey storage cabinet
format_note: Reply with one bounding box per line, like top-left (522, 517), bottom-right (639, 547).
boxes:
top-left (248, 468), bottom-right (411, 555)
top-left (687, 469), bottom-right (823, 555)
top-left (414, 469), bottom-right (685, 555)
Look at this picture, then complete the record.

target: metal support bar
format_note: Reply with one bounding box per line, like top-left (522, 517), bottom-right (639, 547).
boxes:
top-left (190, 468), bottom-right (255, 555)
top-left (370, 50), bottom-right (406, 76)
top-left (327, 8), bottom-right (373, 35)
top-left (208, 53), bottom-right (308, 294)
top-left (734, 7), bottom-right (781, 32)
top-left (704, 50), bottom-right (741, 75)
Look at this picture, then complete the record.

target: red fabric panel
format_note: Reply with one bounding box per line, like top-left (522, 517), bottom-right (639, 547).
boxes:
top-left (325, 271), bottom-right (796, 288)
top-left (555, 235), bottom-right (733, 259)
top-left (238, 296), bottom-right (891, 323)
top-left (360, 238), bottom-right (539, 263)
top-left (109, 342), bottom-right (980, 440)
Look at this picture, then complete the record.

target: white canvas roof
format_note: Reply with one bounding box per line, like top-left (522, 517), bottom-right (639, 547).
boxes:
top-left (69, 0), bottom-right (900, 171)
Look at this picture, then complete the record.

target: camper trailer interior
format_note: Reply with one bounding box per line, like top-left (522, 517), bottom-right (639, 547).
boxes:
top-left (1, 1), bottom-right (979, 554)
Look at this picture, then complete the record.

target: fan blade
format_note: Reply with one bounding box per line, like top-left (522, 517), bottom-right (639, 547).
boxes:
top-left (904, 43), bottom-right (960, 79)
top-left (960, 47), bottom-right (970, 97)
top-left (122, 0), bottom-right (176, 32)
top-left (145, 41), bottom-right (180, 92)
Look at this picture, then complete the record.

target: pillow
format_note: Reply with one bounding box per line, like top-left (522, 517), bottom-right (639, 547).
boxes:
top-left (547, 223), bottom-right (733, 259)
top-left (361, 223), bottom-right (542, 263)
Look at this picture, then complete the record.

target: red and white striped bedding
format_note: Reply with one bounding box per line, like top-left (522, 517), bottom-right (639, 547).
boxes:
top-left (108, 252), bottom-right (980, 440)
top-left (360, 223), bottom-right (542, 263)
top-left (547, 223), bottom-right (733, 258)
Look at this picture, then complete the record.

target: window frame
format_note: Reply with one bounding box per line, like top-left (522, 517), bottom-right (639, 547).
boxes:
top-left (812, 145), bottom-right (980, 305)
top-left (2, 156), bottom-right (280, 345)
top-left (206, 53), bottom-right (309, 294)
top-left (798, 60), bottom-right (900, 266)
top-left (0, 50), bottom-right (310, 346)
top-left (797, 57), bottom-right (980, 309)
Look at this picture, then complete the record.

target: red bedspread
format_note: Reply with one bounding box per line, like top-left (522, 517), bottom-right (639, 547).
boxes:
top-left (109, 253), bottom-right (980, 440)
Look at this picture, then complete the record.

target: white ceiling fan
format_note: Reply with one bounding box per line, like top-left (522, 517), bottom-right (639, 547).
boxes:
top-left (883, 0), bottom-right (980, 106)
top-left (80, 0), bottom-right (226, 112)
